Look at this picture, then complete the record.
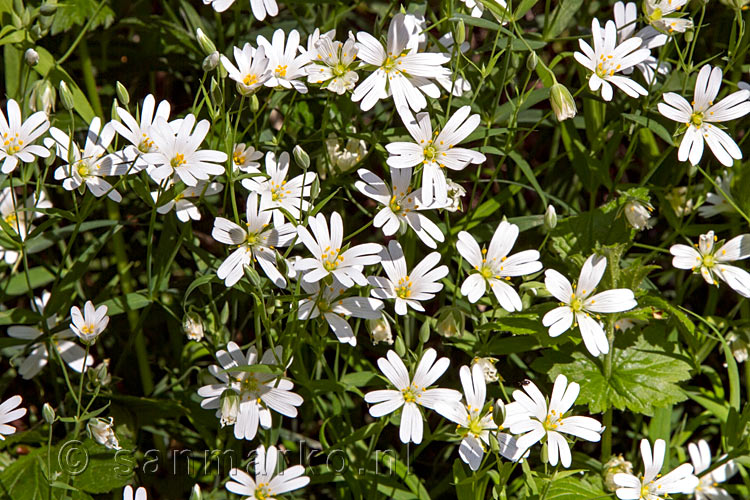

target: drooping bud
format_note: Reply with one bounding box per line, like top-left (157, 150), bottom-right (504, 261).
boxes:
top-left (623, 199), bottom-right (654, 230)
top-left (526, 52), bottom-right (538, 72)
top-left (183, 312), bottom-right (204, 341)
top-left (24, 48), bottom-right (39, 67)
top-left (219, 389), bottom-right (240, 427)
top-left (492, 399), bottom-right (506, 425)
top-left (435, 307), bottom-right (465, 338)
top-left (202, 51), bottom-right (220, 72)
top-left (293, 144), bottom-right (310, 169)
top-left (603, 455), bottom-right (634, 492)
top-left (543, 204), bottom-right (557, 230)
top-left (367, 316), bottom-right (393, 345)
top-left (195, 28), bottom-right (217, 56)
top-left (444, 179), bottom-right (466, 212)
top-left (472, 357), bottom-right (499, 383)
top-left (549, 82), bottom-right (577, 121)
top-left (456, 19), bottom-right (466, 45)
top-left (31, 79), bottom-right (56, 115)
top-left (58, 81), bottom-right (74, 111)
top-left (87, 417), bottom-right (121, 450)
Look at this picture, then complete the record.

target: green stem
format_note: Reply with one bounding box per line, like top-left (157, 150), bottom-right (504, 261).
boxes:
top-left (77, 39), bottom-right (104, 118)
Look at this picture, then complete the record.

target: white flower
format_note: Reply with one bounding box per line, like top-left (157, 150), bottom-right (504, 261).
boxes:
top-left (298, 278), bottom-right (384, 346)
top-left (658, 65), bottom-right (750, 166)
top-left (369, 239), bottom-right (448, 315)
top-left (143, 114), bottom-right (228, 187)
top-left (232, 143), bottom-right (263, 173)
top-left (364, 348), bottom-right (461, 444)
top-left (614, 2), bottom-right (669, 84)
top-left (153, 181), bottom-right (223, 223)
top-left (352, 13), bottom-right (451, 112)
top-left (614, 439), bottom-right (699, 499)
top-left (70, 301), bottom-right (110, 345)
top-left (460, 0), bottom-right (507, 18)
top-left (0, 187), bottom-right (52, 265)
top-left (8, 290), bottom-right (93, 379)
top-left (440, 364), bottom-right (521, 470)
top-left (472, 357), bottom-right (499, 383)
top-left (87, 417), bottom-right (121, 450)
top-left (197, 343), bottom-right (303, 440)
top-left (386, 106), bottom-right (485, 205)
top-left (295, 211), bottom-right (382, 288)
top-left (122, 485), bottom-right (147, 500)
top-left (241, 151), bottom-right (316, 226)
top-left (256, 29), bottom-right (309, 93)
top-left (354, 168), bottom-right (445, 249)
top-left (543, 255), bottom-right (637, 356)
top-left (0, 98), bottom-right (50, 173)
top-left (670, 231), bottom-right (750, 297)
top-left (624, 199), bottom-right (654, 230)
top-left (306, 33), bottom-right (359, 94)
top-left (111, 94), bottom-right (171, 170)
top-left (645, 0), bottom-right (693, 33)
top-left (226, 444), bottom-right (309, 499)
top-left (698, 171), bottom-right (735, 218)
top-left (221, 44), bottom-right (271, 96)
top-left (687, 439), bottom-right (737, 500)
top-left (202, 0), bottom-right (278, 20)
top-left (727, 329), bottom-right (749, 363)
top-left (503, 374), bottom-right (603, 468)
top-left (367, 316), bottom-right (393, 345)
top-left (183, 313), bottom-right (204, 341)
top-left (457, 221), bottom-right (543, 312)
top-left (0, 395), bottom-right (27, 440)
top-left (326, 134), bottom-right (367, 172)
top-left (48, 118), bottom-right (131, 202)
top-left (444, 179), bottom-right (466, 212)
top-left (574, 18), bottom-right (651, 101)
top-left (212, 192), bottom-right (297, 287)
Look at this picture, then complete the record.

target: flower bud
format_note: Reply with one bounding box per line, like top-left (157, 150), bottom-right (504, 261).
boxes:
top-left (190, 484), bottom-right (203, 500)
top-left (444, 179), bottom-right (466, 212)
top-left (292, 144), bottom-right (310, 169)
top-left (88, 359), bottom-right (112, 387)
top-left (684, 30), bottom-right (694, 43)
top-left (492, 399), bottom-right (506, 425)
top-left (219, 390), bottom-right (240, 427)
top-left (31, 79), bottom-right (55, 115)
top-left (727, 329), bottom-right (749, 363)
top-left (472, 357), bottom-right (499, 383)
top-left (58, 81), bottom-right (74, 111)
top-left (210, 76), bottom-right (223, 107)
top-left (42, 403), bottom-right (55, 424)
top-left (183, 312), bottom-right (204, 341)
top-left (543, 204), bottom-right (557, 230)
top-left (195, 28), bottom-right (217, 56)
top-left (624, 199), bottom-right (653, 230)
top-left (435, 307), bottom-right (465, 338)
top-left (603, 455), bottom-right (633, 492)
top-left (456, 19), bottom-right (466, 45)
top-left (526, 52), bottom-right (538, 72)
top-left (87, 417), bottom-right (121, 450)
top-left (367, 316), bottom-right (393, 345)
top-left (549, 82), bottom-right (577, 121)
top-left (115, 81), bottom-right (129, 106)
top-left (326, 133), bottom-right (367, 173)
top-left (202, 51), bottom-right (220, 72)
top-left (250, 94), bottom-right (260, 113)
top-left (394, 335), bottom-right (406, 357)
top-left (24, 48), bottom-right (39, 67)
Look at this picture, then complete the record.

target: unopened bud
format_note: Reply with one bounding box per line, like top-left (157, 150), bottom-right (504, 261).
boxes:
top-left (210, 76), bottom-right (223, 106)
top-left (684, 30), bottom-right (694, 43)
top-left (219, 390), bottom-right (240, 427)
top-left (435, 307), bottom-right (465, 338)
top-left (111, 98), bottom-right (119, 121)
top-left (115, 81), bottom-right (129, 106)
top-left (367, 316), bottom-right (393, 345)
top-left (24, 48), bottom-right (39, 67)
top-left (543, 204), bottom-right (557, 230)
top-left (250, 94), bottom-right (259, 113)
top-left (549, 82), bottom-right (577, 121)
top-left (293, 145), bottom-right (310, 169)
top-left (196, 28), bottom-right (217, 56)
top-left (184, 312), bottom-right (204, 341)
top-left (394, 336), bottom-right (406, 357)
top-left (472, 357), bottom-right (499, 383)
top-left (42, 403), bottom-right (55, 424)
top-left (603, 455), bottom-right (633, 492)
top-left (526, 52), bottom-right (538, 72)
top-left (456, 19), bottom-right (466, 45)
top-left (202, 51), bottom-right (220, 72)
top-left (58, 81), bottom-right (74, 111)
top-left (492, 399), bottom-right (506, 424)
top-left (190, 484), bottom-right (203, 500)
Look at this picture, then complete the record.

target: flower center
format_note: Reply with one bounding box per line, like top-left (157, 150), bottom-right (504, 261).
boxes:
top-left (570, 296), bottom-right (584, 312)
top-left (171, 153), bottom-right (186, 168)
top-left (76, 161), bottom-right (91, 178)
top-left (80, 324), bottom-right (94, 335)
top-left (389, 195), bottom-right (403, 214)
top-left (423, 145), bottom-right (437, 163)
top-left (4, 213), bottom-right (18, 228)
top-left (383, 54), bottom-right (403, 74)
top-left (690, 111), bottom-right (704, 127)
top-left (270, 180), bottom-right (288, 202)
top-left (649, 7), bottom-right (663, 21)
top-left (243, 73), bottom-right (259, 86)
top-left (138, 133), bottom-right (154, 153)
top-left (238, 374), bottom-right (260, 397)
top-left (479, 265), bottom-right (494, 280)
top-left (254, 483), bottom-right (271, 500)
top-left (395, 276), bottom-right (412, 299)
top-left (233, 152), bottom-right (246, 165)
top-left (333, 63), bottom-right (348, 77)
top-left (275, 65), bottom-right (288, 78)
top-left (702, 254), bottom-right (716, 269)
top-left (542, 409), bottom-right (560, 431)
top-left (321, 246), bottom-right (343, 271)
top-left (2, 133), bottom-right (23, 154)
top-left (401, 385), bottom-right (421, 403)
top-left (245, 232), bottom-right (258, 246)
top-left (595, 55), bottom-right (621, 78)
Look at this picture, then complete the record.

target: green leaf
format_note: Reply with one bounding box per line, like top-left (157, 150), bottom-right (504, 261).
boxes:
top-left (70, 439), bottom-right (133, 494)
top-left (2, 267), bottom-right (56, 297)
top-left (544, 0), bottom-right (583, 40)
top-left (50, 0), bottom-right (115, 35)
top-left (509, 151), bottom-right (548, 205)
top-left (622, 113), bottom-right (674, 145)
top-left (545, 475), bottom-right (608, 500)
top-left (99, 293), bottom-right (151, 316)
top-left (535, 333), bottom-right (693, 415)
